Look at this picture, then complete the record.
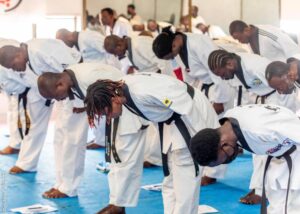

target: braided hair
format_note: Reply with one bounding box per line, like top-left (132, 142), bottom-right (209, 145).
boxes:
top-left (208, 49), bottom-right (236, 72)
top-left (84, 79), bottom-right (124, 127)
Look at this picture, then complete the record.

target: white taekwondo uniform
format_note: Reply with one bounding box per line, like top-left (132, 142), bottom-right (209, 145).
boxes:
top-left (130, 35), bottom-right (169, 73)
top-left (250, 25), bottom-right (300, 62)
top-left (104, 18), bottom-right (133, 38)
top-left (204, 25), bottom-right (226, 40)
top-left (0, 39), bottom-right (27, 150)
top-left (77, 30), bottom-right (107, 63)
top-left (72, 30), bottom-right (115, 147)
top-left (108, 72), bottom-right (219, 214)
top-left (223, 104), bottom-right (300, 214)
top-left (173, 32), bottom-right (232, 178)
top-left (222, 52), bottom-right (283, 195)
top-left (122, 35), bottom-right (173, 165)
top-left (0, 66), bottom-right (28, 150)
top-left (244, 25), bottom-right (300, 196)
top-left (104, 18), bottom-right (133, 74)
top-left (13, 39), bottom-right (80, 178)
top-left (52, 63), bottom-right (123, 196)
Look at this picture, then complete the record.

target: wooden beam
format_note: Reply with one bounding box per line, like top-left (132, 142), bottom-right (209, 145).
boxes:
top-left (82, 0), bottom-right (87, 30)
top-left (188, 0), bottom-right (192, 32)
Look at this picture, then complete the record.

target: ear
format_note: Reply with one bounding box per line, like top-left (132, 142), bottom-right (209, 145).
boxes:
top-left (226, 59), bottom-right (235, 70)
top-left (111, 96), bottom-right (122, 104)
top-left (244, 27), bottom-right (251, 35)
top-left (219, 133), bottom-right (227, 147)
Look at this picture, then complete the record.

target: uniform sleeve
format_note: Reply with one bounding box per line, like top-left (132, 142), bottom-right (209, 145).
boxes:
top-left (86, 33), bottom-right (106, 54)
top-left (271, 113), bottom-right (300, 147)
top-left (192, 35), bottom-right (222, 83)
top-left (39, 46), bottom-right (81, 73)
top-left (213, 80), bottom-right (234, 103)
top-left (275, 30), bottom-right (300, 58)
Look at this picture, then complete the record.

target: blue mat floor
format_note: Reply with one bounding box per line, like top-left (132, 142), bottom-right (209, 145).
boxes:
top-left (0, 124), bottom-right (260, 214)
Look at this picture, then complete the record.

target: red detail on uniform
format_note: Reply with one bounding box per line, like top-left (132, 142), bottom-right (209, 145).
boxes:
top-left (0, 0), bottom-right (10, 7)
top-left (173, 67), bottom-right (183, 81)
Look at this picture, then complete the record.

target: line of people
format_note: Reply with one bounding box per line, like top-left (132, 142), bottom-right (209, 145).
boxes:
top-left (0, 8), bottom-right (300, 214)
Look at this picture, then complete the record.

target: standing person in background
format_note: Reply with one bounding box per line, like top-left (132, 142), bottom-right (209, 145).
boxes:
top-left (127, 4), bottom-right (143, 26)
top-left (191, 6), bottom-right (206, 29)
top-left (101, 7), bottom-right (133, 38)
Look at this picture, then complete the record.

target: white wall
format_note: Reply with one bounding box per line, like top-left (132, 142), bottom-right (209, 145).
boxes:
top-left (280, 0), bottom-right (300, 34)
top-left (0, 0), bottom-right (82, 41)
top-left (188, 0), bottom-right (241, 34)
top-left (242, 0), bottom-right (280, 26)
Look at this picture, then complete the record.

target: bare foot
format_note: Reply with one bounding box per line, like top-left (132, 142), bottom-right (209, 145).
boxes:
top-left (239, 189), bottom-right (262, 205)
top-left (201, 176), bottom-right (217, 186)
top-left (87, 141), bottom-right (105, 150)
top-left (42, 189), bottom-right (69, 199)
top-left (96, 204), bottom-right (125, 214)
top-left (143, 161), bottom-right (157, 168)
top-left (9, 166), bottom-right (27, 174)
top-left (44, 188), bottom-right (56, 195)
top-left (0, 146), bottom-right (19, 155)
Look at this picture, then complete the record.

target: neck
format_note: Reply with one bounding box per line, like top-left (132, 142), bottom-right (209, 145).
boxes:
top-left (124, 37), bottom-right (129, 50)
top-left (221, 120), bottom-right (238, 144)
top-left (63, 71), bottom-right (74, 87)
top-left (109, 19), bottom-right (116, 28)
top-left (248, 25), bottom-right (257, 42)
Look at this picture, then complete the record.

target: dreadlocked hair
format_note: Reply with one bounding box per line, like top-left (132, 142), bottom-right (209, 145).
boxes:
top-left (84, 79), bottom-right (124, 127)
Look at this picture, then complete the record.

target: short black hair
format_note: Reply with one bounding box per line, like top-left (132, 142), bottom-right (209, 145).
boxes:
top-left (127, 4), bottom-right (135, 10)
top-left (101, 7), bottom-right (114, 16)
top-left (190, 128), bottom-right (220, 166)
top-left (265, 61), bottom-right (289, 81)
top-left (229, 20), bottom-right (248, 35)
top-left (152, 26), bottom-right (175, 59)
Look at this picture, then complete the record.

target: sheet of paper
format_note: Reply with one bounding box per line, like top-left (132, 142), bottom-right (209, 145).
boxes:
top-left (11, 203), bottom-right (58, 213)
top-left (198, 205), bottom-right (219, 214)
top-left (96, 162), bottom-right (110, 173)
top-left (141, 183), bottom-right (162, 191)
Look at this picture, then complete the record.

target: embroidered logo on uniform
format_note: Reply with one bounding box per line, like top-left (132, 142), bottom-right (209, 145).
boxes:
top-left (163, 98), bottom-right (172, 108)
top-left (282, 138), bottom-right (295, 146)
top-left (265, 139), bottom-right (294, 155)
top-left (266, 144), bottom-right (283, 155)
top-left (264, 105), bottom-right (280, 112)
top-left (252, 78), bottom-right (262, 86)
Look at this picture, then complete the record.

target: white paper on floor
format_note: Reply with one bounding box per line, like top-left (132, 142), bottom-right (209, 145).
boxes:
top-left (96, 162), bottom-right (110, 173)
top-left (11, 203), bottom-right (58, 213)
top-left (141, 183), bottom-right (162, 191)
top-left (198, 205), bottom-right (219, 213)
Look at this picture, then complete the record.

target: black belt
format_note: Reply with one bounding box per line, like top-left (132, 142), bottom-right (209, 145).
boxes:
top-left (105, 118), bottom-right (121, 163)
top-left (201, 82), bottom-right (214, 98)
top-left (45, 99), bottom-right (52, 106)
top-left (105, 118), bottom-right (148, 163)
top-left (261, 145), bottom-right (297, 214)
top-left (158, 83), bottom-right (199, 177)
top-left (237, 85), bottom-right (243, 106)
top-left (255, 90), bottom-right (276, 104)
top-left (18, 87), bottom-right (31, 139)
